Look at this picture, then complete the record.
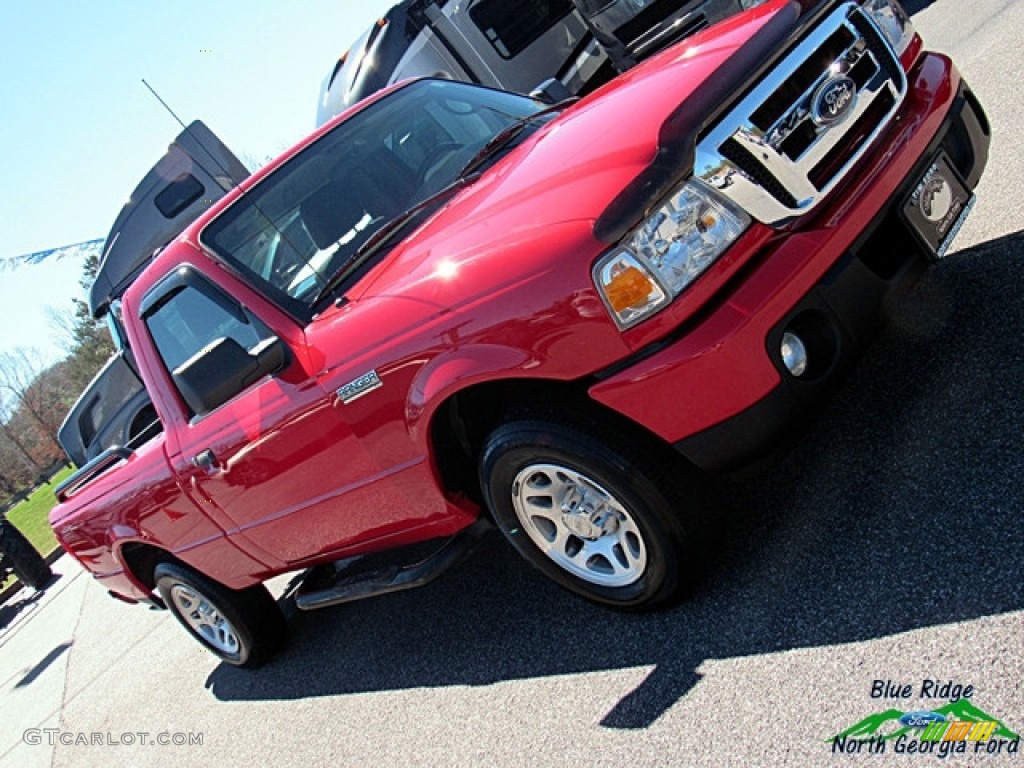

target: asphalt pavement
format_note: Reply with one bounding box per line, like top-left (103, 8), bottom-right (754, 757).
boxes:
top-left (1, 1), bottom-right (1021, 766)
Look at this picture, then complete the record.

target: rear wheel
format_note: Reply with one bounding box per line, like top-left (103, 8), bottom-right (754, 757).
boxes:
top-left (0, 519), bottom-right (53, 589)
top-left (155, 562), bottom-right (286, 668)
top-left (480, 418), bottom-right (708, 610)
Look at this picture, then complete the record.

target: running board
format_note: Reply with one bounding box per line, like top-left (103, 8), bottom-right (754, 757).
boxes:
top-left (293, 519), bottom-right (491, 611)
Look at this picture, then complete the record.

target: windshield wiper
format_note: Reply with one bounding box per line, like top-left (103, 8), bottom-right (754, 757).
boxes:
top-left (310, 176), bottom-right (477, 310)
top-left (310, 102), bottom-right (574, 310)
top-left (456, 101), bottom-right (574, 180)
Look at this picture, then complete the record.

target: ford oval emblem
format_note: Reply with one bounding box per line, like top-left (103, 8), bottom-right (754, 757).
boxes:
top-left (812, 75), bottom-right (857, 127)
top-left (898, 711), bottom-right (947, 729)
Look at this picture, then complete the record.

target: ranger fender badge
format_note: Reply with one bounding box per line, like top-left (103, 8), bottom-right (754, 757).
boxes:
top-left (336, 370), bottom-right (382, 404)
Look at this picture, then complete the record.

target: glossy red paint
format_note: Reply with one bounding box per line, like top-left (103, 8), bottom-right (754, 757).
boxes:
top-left (119, 241), bottom-right (480, 583)
top-left (49, 1), bottom-right (987, 606)
top-left (48, 415), bottom-right (272, 594)
top-left (589, 52), bottom-right (963, 441)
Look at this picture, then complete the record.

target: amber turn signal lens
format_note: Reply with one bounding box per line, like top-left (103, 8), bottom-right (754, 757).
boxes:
top-left (604, 265), bottom-right (656, 312)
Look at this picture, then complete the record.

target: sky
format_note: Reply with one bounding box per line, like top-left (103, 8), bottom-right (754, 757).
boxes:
top-left (0, 0), bottom-right (396, 362)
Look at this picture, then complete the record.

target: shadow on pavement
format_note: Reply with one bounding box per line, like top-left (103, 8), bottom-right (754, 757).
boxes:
top-left (14, 641), bottom-right (73, 688)
top-left (0, 580), bottom-right (56, 633)
top-left (206, 232), bottom-right (1024, 729)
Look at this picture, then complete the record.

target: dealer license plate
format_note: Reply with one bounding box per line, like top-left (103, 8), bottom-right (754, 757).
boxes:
top-left (902, 152), bottom-right (975, 259)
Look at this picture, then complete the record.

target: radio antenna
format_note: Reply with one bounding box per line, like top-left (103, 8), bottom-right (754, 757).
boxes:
top-left (140, 78), bottom-right (240, 193)
top-left (137, 78), bottom-right (321, 287)
top-left (142, 78), bottom-right (188, 131)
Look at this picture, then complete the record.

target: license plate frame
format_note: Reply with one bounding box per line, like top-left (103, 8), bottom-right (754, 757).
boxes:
top-left (902, 152), bottom-right (975, 260)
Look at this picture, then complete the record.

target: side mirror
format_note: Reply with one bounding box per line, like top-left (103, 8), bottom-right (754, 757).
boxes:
top-left (251, 336), bottom-right (288, 375)
top-left (172, 336), bottom-right (288, 415)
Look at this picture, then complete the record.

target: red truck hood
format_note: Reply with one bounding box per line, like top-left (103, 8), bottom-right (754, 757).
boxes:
top-left (352, 0), bottom-right (797, 303)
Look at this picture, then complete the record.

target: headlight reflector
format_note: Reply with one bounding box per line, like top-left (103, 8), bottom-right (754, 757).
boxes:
top-left (594, 178), bottom-right (749, 329)
top-left (862, 0), bottom-right (914, 56)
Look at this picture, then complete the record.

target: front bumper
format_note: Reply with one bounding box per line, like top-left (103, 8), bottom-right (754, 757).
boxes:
top-left (588, 56), bottom-right (989, 474)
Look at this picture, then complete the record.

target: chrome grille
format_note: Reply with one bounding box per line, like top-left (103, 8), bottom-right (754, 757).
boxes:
top-left (695, 3), bottom-right (907, 226)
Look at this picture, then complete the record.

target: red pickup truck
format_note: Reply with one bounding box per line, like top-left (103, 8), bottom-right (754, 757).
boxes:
top-left (51, 0), bottom-right (988, 668)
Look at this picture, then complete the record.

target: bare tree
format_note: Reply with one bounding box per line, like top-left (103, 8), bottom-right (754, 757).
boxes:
top-left (46, 304), bottom-right (80, 352)
top-left (60, 249), bottom-right (116, 395)
top-left (0, 251), bottom-right (115, 499)
top-left (0, 348), bottom-right (63, 452)
top-left (0, 400), bottom-right (46, 476)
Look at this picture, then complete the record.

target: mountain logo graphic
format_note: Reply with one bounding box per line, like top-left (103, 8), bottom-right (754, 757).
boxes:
top-left (829, 699), bottom-right (1020, 743)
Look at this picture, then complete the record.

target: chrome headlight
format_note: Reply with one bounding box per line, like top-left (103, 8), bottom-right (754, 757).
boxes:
top-left (738, 0), bottom-right (769, 9)
top-left (593, 178), bottom-right (750, 329)
top-left (862, 0), bottom-right (914, 56)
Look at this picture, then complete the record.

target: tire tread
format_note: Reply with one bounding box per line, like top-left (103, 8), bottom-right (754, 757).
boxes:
top-left (480, 411), bottom-right (712, 611)
top-left (154, 561), bottom-right (286, 668)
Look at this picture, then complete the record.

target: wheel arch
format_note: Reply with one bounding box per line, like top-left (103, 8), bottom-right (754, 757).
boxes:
top-left (426, 375), bottom-right (676, 506)
top-left (118, 540), bottom-right (180, 595)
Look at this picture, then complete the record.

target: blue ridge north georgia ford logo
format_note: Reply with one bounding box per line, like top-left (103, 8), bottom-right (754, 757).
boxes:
top-left (812, 75), bottom-right (858, 126)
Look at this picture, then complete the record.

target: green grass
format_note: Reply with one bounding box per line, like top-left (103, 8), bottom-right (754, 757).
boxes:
top-left (5, 466), bottom-right (72, 557)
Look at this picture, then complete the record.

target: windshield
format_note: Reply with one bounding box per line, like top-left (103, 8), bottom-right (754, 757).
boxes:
top-left (201, 80), bottom-right (543, 320)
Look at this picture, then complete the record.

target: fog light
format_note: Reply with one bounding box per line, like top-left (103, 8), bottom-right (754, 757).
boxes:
top-left (781, 331), bottom-right (809, 377)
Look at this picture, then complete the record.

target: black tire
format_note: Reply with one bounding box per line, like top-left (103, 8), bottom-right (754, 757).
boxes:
top-left (0, 519), bottom-right (53, 590)
top-left (154, 562), bottom-right (286, 668)
top-left (479, 417), bottom-right (709, 611)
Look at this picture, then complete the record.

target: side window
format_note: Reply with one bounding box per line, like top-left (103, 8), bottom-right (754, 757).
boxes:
top-left (155, 173), bottom-right (205, 218)
top-left (142, 270), bottom-right (281, 416)
top-left (146, 286), bottom-right (265, 374)
top-left (469, 0), bottom-right (573, 59)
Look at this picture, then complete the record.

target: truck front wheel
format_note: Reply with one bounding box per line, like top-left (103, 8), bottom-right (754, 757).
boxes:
top-left (154, 562), bottom-right (286, 668)
top-left (479, 418), bottom-right (707, 610)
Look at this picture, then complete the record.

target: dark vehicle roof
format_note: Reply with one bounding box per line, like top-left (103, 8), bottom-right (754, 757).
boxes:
top-left (89, 121), bottom-right (249, 318)
top-left (316, 2), bottom-right (420, 127)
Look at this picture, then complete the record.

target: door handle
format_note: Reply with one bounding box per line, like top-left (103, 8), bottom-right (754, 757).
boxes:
top-left (192, 449), bottom-right (219, 471)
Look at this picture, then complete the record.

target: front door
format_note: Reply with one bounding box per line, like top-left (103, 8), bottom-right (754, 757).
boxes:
top-left (140, 268), bottom-right (401, 564)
